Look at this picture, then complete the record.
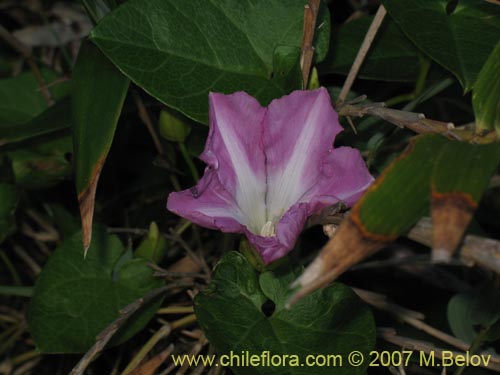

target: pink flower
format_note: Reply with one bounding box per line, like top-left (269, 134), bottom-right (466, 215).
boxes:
top-left (167, 88), bottom-right (373, 264)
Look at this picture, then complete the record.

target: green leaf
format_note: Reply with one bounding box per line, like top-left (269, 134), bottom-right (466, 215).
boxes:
top-left (28, 227), bottom-right (163, 353)
top-left (72, 40), bottom-right (129, 250)
top-left (270, 46), bottom-right (302, 90)
top-left (357, 134), bottom-right (500, 238)
top-left (432, 141), bottom-right (500, 200)
top-left (358, 135), bottom-right (448, 237)
top-left (195, 252), bottom-right (375, 375)
top-left (0, 183), bottom-right (19, 243)
top-left (0, 97), bottom-right (71, 146)
top-left (381, 0), bottom-right (500, 91)
top-left (318, 16), bottom-right (420, 82)
top-left (448, 285), bottom-right (500, 343)
top-left (473, 40), bottom-right (500, 134)
top-left (0, 70), bottom-right (70, 137)
top-left (8, 135), bottom-right (73, 189)
top-left (90, 0), bottom-right (330, 123)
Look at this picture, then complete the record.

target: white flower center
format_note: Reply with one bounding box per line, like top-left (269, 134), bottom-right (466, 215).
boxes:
top-left (260, 220), bottom-right (276, 237)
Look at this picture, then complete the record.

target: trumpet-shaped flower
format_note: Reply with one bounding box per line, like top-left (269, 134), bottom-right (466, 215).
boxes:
top-left (167, 88), bottom-right (373, 264)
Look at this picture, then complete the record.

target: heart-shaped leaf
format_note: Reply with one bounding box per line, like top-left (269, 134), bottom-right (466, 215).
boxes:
top-left (382, 0), bottom-right (500, 91)
top-left (90, 0), bottom-right (330, 124)
top-left (28, 227), bottom-right (163, 353)
top-left (195, 252), bottom-right (375, 375)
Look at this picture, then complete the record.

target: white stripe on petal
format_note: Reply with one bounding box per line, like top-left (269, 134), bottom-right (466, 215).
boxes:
top-left (212, 102), bottom-right (267, 233)
top-left (265, 93), bottom-right (325, 221)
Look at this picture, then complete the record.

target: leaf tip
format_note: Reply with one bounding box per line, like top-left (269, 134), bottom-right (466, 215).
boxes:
top-left (431, 191), bottom-right (476, 261)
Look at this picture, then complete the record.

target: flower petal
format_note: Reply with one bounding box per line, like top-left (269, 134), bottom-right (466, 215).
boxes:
top-left (301, 146), bottom-right (374, 207)
top-left (168, 91), bottom-right (268, 234)
top-left (167, 168), bottom-right (245, 233)
top-left (263, 88), bottom-right (343, 221)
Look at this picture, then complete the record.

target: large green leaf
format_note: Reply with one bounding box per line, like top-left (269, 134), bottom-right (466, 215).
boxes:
top-left (0, 183), bottom-right (19, 243)
top-left (382, 0), bottom-right (500, 91)
top-left (72, 40), bottom-right (129, 251)
top-left (318, 16), bottom-right (420, 82)
top-left (91, 0), bottom-right (330, 124)
top-left (473, 40), bottom-right (500, 134)
top-left (432, 141), bottom-right (500, 200)
top-left (28, 227), bottom-right (163, 353)
top-left (358, 135), bottom-right (447, 237)
top-left (195, 252), bottom-right (375, 375)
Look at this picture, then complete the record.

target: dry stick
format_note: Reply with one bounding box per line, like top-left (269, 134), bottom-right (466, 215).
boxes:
top-left (407, 217), bottom-right (500, 275)
top-left (337, 5), bottom-right (387, 103)
top-left (0, 24), bottom-right (53, 105)
top-left (354, 288), bottom-right (468, 351)
top-left (128, 344), bottom-right (174, 375)
top-left (132, 91), bottom-right (165, 156)
top-left (300, 0), bottom-right (321, 88)
top-left (318, 214), bottom-right (500, 275)
top-left (379, 329), bottom-right (500, 372)
top-left (121, 324), bottom-right (172, 375)
top-left (69, 283), bottom-right (191, 375)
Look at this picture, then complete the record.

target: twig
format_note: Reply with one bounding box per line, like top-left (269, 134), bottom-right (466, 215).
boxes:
top-left (128, 344), bottom-right (174, 375)
top-left (354, 288), bottom-right (468, 351)
top-left (318, 214), bottom-right (500, 275)
top-left (121, 324), bottom-right (172, 375)
top-left (132, 91), bottom-right (164, 156)
top-left (407, 217), bottom-right (500, 274)
top-left (337, 101), bottom-right (459, 137)
top-left (157, 306), bottom-right (194, 315)
top-left (12, 246), bottom-right (41, 276)
top-left (378, 329), bottom-right (500, 372)
top-left (300, 0), bottom-right (321, 88)
top-left (337, 5), bottom-right (387, 103)
top-left (69, 283), bottom-right (191, 375)
top-left (177, 332), bottom-right (207, 375)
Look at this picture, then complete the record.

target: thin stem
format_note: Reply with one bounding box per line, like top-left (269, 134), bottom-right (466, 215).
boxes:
top-left (384, 55), bottom-right (431, 107)
top-left (179, 142), bottom-right (200, 181)
top-left (415, 55), bottom-right (431, 96)
top-left (170, 313), bottom-right (197, 329)
top-left (133, 91), bottom-right (164, 156)
top-left (11, 350), bottom-right (40, 365)
top-left (385, 93), bottom-right (415, 108)
top-left (121, 324), bottom-right (172, 375)
top-left (300, 0), bottom-right (321, 88)
top-left (454, 325), bottom-right (491, 375)
top-left (0, 251), bottom-right (22, 285)
top-left (157, 306), bottom-right (194, 315)
top-left (337, 5), bottom-right (387, 103)
top-left (0, 286), bottom-right (33, 297)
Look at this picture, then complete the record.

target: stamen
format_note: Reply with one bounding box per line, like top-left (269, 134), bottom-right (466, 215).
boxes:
top-left (260, 220), bottom-right (276, 237)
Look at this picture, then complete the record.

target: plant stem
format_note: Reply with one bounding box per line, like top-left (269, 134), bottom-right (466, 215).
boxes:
top-left (337, 5), bottom-right (387, 103)
top-left (454, 325), bottom-right (491, 375)
top-left (0, 286), bottom-right (33, 297)
top-left (179, 142), bottom-right (200, 182)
